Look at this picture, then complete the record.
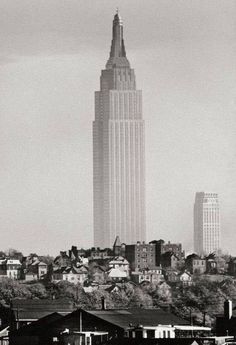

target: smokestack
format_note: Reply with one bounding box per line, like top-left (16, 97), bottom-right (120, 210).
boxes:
top-left (224, 300), bottom-right (232, 319)
top-left (101, 297), bottom-right (106, 310)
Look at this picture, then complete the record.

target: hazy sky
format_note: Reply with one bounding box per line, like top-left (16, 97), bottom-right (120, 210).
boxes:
top-left (0, 0), bottom-right (235, 255)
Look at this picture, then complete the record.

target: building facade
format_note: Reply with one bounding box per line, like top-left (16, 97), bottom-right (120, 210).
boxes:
top-left (125, 242), bottom-right (156, 271)
top-left (150, 240), bottom-right (184, 266)
top-left (194, 192), bottom-right (220, 255)
top-left (93, 11), bottom-right (146, 248)
top-left (6, 259), bottom-right (21, 280)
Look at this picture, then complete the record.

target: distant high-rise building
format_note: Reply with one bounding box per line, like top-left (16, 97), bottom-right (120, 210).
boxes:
top-left (93, 11), bottom-right (146, 248)
top-left (194, 192), bottom-right (220, 255)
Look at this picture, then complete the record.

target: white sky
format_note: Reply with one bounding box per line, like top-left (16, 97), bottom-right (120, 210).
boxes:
top-left (0, 0), bottom-right (235, 255)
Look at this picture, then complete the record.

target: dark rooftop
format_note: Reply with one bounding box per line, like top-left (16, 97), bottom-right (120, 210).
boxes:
top-left (11, 298), bottom-right (74, 320)
top-left (11, 312), bottom-right (63, 335)
top-left (86, 308), bottom-right (189, 329)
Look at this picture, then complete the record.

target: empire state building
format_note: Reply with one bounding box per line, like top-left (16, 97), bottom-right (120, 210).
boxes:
top-left (93, 11), bottom-right (146, 248)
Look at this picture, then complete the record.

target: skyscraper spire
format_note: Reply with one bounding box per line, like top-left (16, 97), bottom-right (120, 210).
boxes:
top-left (93, 12), bottom-right (146, 248)
top-left (106, 11), bottom-right (130, 69)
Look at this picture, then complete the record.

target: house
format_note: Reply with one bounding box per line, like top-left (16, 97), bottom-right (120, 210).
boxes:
top-left (90, 248), bottom-right (112, 260)
top-left (149, 239), bottom-right (184, 266)
top-left (53, 265), bottom-right (88, 285)
top-left (38, 261), bottom-right (47, 279)
top-left (108, 256), bottom-right (130, 275)
top-left (24, 254), bottom-right (39, 267)
top-left (24, 261), bottom-right (48, 281)
top-left (24, 268), bottom-right (38, 282)
top-left (192, 258), bottom-right (206, 275)
top-left (68, 246), bottom-right (88, 265)
top-left (160, 252), bottom-right (179, 270)
top-left (164, 268), bottom-right (179, 283)
top-left (185, 254), bottom-right (206, 274)
top-left (6, 260), bottom-right (21, 280)
top-left (179, 271), bottom-right (192, 286)
top-left (107, 268), bottom-right (127, 282)
top-left (131, 269), bottom-right (164, 285)
top-left (206, 258), bottom-right (217, 274)
top-left (89, 264), bottom-right (107, 284)
top-left (214, 256), bottom-right (227, 274)
top-left (54, 251), bottom-right (71, 268)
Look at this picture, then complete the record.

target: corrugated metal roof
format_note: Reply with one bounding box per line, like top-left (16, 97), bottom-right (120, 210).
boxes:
top-left (11, 299), bottom-right (74, 320)
top-left (11, 312), bottom-right (63, 335)
top-left (86, 309), bottom-right (189, 329)
top-left (12, 310), bottom-right (71, 321)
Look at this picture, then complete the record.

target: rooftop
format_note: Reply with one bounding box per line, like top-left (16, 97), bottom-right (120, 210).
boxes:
top-left (87, 308), bottom-right (188, 329)
top-left (11, 298), bottom-right (74, 320)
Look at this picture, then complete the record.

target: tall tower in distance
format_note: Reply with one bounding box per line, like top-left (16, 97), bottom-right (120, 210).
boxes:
top-left (93, 11), bottom-right (146, 248)
top-left (194, 192), bottom-right (221, 255)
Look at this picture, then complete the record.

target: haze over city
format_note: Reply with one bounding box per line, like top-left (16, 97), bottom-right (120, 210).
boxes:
top-left (0, 0), bottom-right (235, 255)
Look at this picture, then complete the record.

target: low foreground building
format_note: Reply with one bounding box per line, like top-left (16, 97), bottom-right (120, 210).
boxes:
top-left (9, 298), bottom-right (74, 330)
top-left (9, 307), bottom-right (212, 345)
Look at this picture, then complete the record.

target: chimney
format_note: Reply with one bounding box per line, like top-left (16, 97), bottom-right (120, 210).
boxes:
top-left (224, 300), bottom-right (232, 319)
top-left (101, 297), bottom-right (106, 310)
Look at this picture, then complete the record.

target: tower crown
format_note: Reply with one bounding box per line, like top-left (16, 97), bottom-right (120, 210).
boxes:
top-left (106, 11), bottom-right (130, 69)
